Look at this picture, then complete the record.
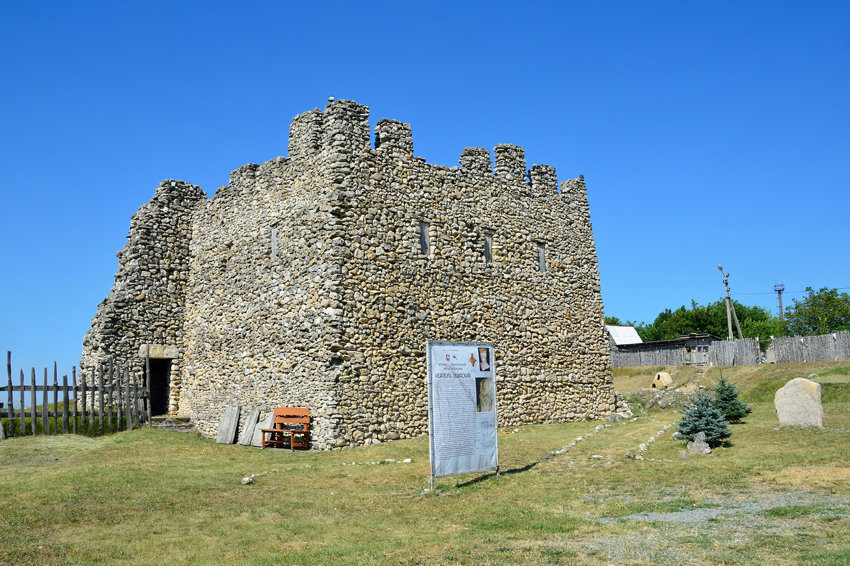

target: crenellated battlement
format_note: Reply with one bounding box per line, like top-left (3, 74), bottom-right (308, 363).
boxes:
top-left (286, 100), bottom-right (576, 199)
top-left (493, 144), bottom-right (527, 185)
top-left (460, 147), bottom-right (492, 179)
top-left (288, 109), bottom-right (323, 161)
top-left (529, 164), bottom-right (558, 196)
top-left (374, 119), bottom-right (413, 156)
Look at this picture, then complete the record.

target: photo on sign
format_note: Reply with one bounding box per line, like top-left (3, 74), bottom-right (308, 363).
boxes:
top-left (476, 377), bottom-right (494, 412)
top-left (478, 347), bottom-right (490, 372)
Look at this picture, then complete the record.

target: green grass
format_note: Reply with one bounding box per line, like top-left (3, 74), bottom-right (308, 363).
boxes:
top-left (1, 361), bottom-right (849, 565)
top-left (762, 504), bottom-right (825, 519)
top-left (613, 360), bottom-right (850, 398)
top-left (2, 415), bottom-right (138, 437)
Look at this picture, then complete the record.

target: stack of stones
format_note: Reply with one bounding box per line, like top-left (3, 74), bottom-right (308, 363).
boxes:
top-left (82, 99), bottom-right (615, 448)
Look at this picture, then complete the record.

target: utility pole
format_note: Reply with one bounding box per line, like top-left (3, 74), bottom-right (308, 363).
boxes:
top-left (718, 265), bottom-right (744, 340)
top-left (774, 283), bottom-right (785, 320)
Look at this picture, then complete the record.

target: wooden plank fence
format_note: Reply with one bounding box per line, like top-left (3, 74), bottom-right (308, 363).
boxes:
top-left (611, 337), bottom-right (761, 368)
top-left (612, 331), bottom-right (850, 368)
top-left (710, 338), bottom-right (761, 367)
top-left (771, 330), bottom-right (850, 364)
top-left (611, 343), bottom-right (686, 367)
top-left (0, 352), bottom-right (149, 439)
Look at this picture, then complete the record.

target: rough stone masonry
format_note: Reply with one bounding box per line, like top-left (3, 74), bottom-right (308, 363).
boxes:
top-left (81, 99), bottom-right (615, 449)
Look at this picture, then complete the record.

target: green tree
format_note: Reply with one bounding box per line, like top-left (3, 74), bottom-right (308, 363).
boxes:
top-left (635, 299), bottom-right (782, 346)
top-left (676, 392), bottom-right (732, 448)
top-left (784, 287), bottom-right (850, 336)
top-left (711, 374), bottom-right (751, 424)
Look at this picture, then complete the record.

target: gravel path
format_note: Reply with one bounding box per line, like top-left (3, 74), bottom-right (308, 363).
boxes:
top-left (577, 490), bottom-right (850, 564)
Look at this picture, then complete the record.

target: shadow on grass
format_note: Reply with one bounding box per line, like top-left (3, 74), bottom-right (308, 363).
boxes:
top-left (455, 460), bottom-right (540, 487)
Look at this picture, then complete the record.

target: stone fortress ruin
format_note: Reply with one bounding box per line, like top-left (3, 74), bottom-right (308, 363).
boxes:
top-left (82, 99), bottom-right (614, 449)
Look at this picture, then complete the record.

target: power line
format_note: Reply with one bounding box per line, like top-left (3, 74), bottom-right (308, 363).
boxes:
top-left (736, 286), bottom-right (850, 296)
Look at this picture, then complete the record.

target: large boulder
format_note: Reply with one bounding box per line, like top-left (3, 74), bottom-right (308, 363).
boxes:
top-left (774, 378), bottom-right (824, 428)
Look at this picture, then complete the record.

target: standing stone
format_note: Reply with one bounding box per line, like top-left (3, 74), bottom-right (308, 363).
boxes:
top-left (774, 378), bottom-right (824, 427)
top-left (216, 405), bottom-right (241, 444)
top-left (251, 415), bottom-right (273, 447)
top-left (238, 408), bottom-right (260, 446)
top-left (0, 418), bottom-right (5, 440)
top-left (687, 431), bottom-right (711, 454)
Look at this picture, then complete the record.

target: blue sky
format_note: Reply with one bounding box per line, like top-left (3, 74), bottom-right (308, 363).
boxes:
top-left (1, 1), bottom-right (848, 378)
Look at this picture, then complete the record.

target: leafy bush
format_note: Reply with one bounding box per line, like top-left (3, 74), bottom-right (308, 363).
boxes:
top-left (784, 287), bottom-right (850, 335)
top-left (711, 374), bottom-right (751, 423)
top-left (677, 391), bottom-right (731, 448)
top-left (631, 299), bottom-right (783, 346)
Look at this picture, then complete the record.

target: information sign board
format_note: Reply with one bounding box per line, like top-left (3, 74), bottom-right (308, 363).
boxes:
top-left (426, 341), bottom-right (499, 488)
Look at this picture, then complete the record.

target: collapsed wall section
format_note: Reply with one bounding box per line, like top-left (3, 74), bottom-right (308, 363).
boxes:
top-left (81, 180), bottom-right (206, 409)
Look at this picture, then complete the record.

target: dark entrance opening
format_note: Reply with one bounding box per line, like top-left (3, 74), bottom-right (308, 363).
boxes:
top-left (146, 359), bottom-right (171, 416)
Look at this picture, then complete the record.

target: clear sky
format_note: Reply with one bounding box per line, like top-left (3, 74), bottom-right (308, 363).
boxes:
top-left (1, 1), bottom-right (848, 379)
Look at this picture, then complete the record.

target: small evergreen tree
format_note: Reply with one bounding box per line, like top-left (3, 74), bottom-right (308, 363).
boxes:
top-left (677, 391), bottom-right (732, 448)
top-left (711, 374), bottom-right (751, 424)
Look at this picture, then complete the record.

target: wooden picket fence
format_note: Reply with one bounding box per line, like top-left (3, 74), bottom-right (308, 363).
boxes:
top-left (709, 338), bottom-right (761, 366)
top-left (770, 330), bottom-right (850, 364)
top-left (612, 332), bottom-right (850, 368)
top-left (0, 352), bottom-right (149, 438)
top-left (610, 342), bottom-right (688, 367)
top-left (611, 337), bottom-right (761, 368)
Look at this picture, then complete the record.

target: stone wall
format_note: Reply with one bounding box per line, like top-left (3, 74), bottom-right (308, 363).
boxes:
top-left (330, 106), bottom-right (613, 446)
top-left (82, 99), bottom-right (613, 448)
top-left (81, 180), bottom-right (205, 410)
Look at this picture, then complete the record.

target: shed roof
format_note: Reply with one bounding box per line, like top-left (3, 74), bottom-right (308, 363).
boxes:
top-left (605, 325), bottom-right (643, 346)
top-left (615, 333), bottom-right (723, 350)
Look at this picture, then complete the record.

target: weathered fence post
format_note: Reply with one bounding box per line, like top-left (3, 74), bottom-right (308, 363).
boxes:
top-left (62, 374), bottom-right (69, 434)
top-left (42, 368), bottom-right (49, 434)
top-left (125, 363), bottom-right (133, 430)
top-left (107, 358), bottom-right (114, 431)
top-left (19, 370), bottom-right (26, 436)
top-left (30, 368), bottom-right (36, 435)
top-left (131, 365), bottom-right (139, 429)
top-left (72, 366), bottom-right (78, 435)
top-left (82, 368), bottom-right (89, 433)
top-left (6, 352), bottom-right (14, 437)
top-left (145, 346), bottom-right (152, 425)
top-left (131, 367), bottom-right (140, 426)
top-left (52, 363), bottom-right (59, 434)
top-left (116, 363), bottom-right (123, 431)
top-left (89, 367), bottom-right (95, 431)
top-left (98, 364), bottom-right (105, 435)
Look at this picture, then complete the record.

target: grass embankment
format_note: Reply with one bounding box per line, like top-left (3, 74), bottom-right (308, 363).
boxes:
top-left (1, 362), bottom-right (849, 565)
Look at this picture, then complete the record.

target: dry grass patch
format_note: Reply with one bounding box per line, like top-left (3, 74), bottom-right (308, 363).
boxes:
top-left (763, 465), bottom-right (850, 490)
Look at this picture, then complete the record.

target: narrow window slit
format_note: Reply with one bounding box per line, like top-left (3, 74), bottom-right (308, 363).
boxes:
top-left (537, 243), bottom-right (546, 272)
top-left (419, 221), bottom-right (430, 256)
top-left (484, 232), bottom-right (493, 264)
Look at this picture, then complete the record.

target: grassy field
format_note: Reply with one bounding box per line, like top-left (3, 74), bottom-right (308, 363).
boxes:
top-left (1, 362), bottom-right (848, 565)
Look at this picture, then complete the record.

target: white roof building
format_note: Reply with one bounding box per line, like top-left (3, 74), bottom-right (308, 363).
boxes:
top-left (605, 325), bottom-right (643, 347)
